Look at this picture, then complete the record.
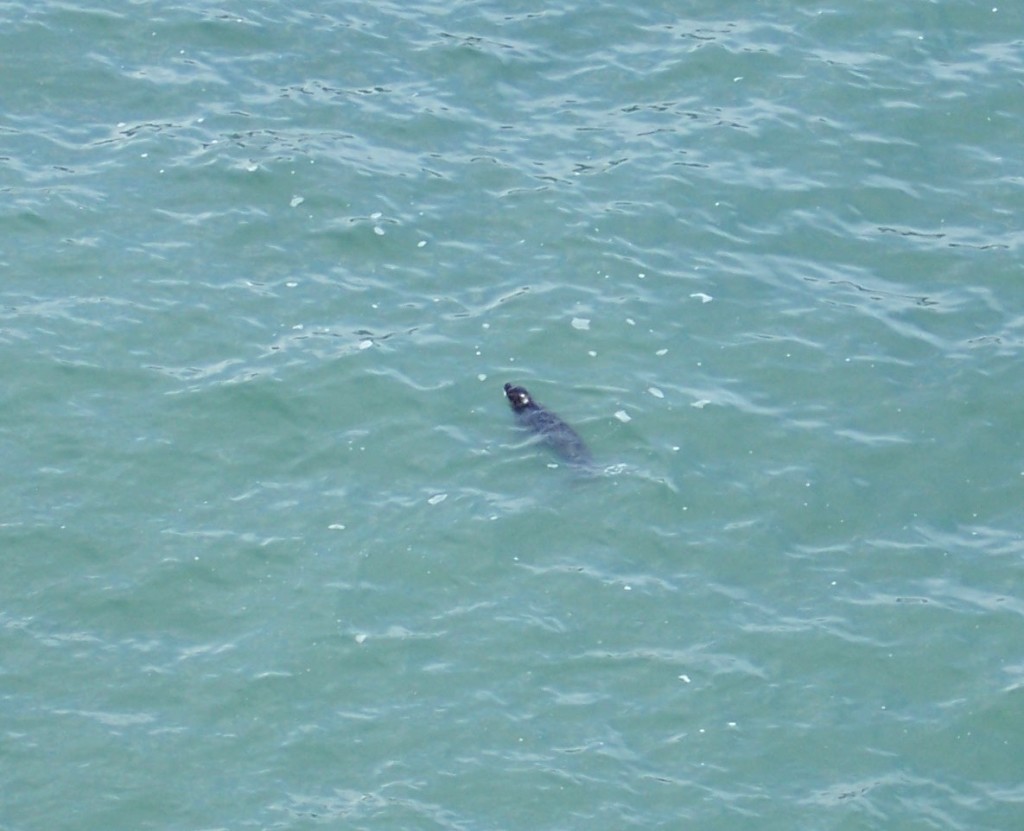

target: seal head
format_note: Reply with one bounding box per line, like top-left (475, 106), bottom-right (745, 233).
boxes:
top-left (503, 383), bottom-right (535, 412)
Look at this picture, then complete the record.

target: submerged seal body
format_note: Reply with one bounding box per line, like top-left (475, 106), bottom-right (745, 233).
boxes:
top-left (504, 383), bottom-right (592, 467)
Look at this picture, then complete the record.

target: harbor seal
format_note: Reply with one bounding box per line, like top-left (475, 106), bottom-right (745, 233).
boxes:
top-left (504, 382), bottom-right (593, 467)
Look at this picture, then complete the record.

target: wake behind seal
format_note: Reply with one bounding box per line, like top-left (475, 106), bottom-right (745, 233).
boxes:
top-left (504, 382), bottom-right (593, 467)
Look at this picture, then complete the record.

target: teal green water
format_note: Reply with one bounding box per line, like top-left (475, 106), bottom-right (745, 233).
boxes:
top-left (3, 2), bottom-right (1023, 829)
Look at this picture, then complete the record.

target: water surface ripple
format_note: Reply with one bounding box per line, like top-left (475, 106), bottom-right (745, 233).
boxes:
top-left (3, 2), bottom-right (1023, 830)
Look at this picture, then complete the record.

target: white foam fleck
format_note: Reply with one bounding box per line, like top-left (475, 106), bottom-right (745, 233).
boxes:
top-left (571, 317), bottom-right (590, 330)
top-left (358, 340), bottom-right (373, 350)
top-left (428, 493), bottom-right (447, 505)
top-left (290, 195), bottom-right (304, 207)
top-left (648, 387), bottom-right (664, 399)
top-left (691, 399), bottom-right (711, 409)
top-left (690, 292), bottom-right (713, 303)
top-left (614, 410), bottom-right (631, 423)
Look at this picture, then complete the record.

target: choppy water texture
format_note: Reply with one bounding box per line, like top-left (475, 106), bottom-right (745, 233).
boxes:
top-left (3, 2), bottom-right (1023, 829)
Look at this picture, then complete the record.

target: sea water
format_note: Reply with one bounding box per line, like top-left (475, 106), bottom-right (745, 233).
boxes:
top-left (3, 2), bottom-right (1023, 829)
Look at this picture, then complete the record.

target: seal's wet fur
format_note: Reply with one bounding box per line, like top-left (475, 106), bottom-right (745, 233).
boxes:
top-left (504, 383), bottom-right (592, 467)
